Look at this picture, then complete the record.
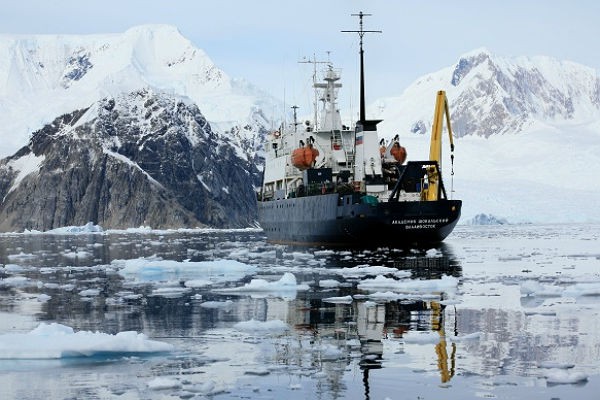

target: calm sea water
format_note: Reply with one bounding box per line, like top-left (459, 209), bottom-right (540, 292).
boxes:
top-left (0, 224), bottom-right (599, 399)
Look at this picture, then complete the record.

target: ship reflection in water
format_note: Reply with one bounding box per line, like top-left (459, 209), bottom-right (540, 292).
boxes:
top-left (282, 243), bottom-right (461, 398)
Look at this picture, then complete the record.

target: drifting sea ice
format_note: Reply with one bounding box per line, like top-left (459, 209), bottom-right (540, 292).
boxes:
top-left (114, 257), bottom-right (257, 287)
top-left (214, 272), bottom-right (309, 296)
top-left (0, 323), bottom-right (173, 359)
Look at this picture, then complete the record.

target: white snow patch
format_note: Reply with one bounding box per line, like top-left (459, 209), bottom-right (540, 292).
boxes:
top-left (5, 153), bottom-right (45, 195)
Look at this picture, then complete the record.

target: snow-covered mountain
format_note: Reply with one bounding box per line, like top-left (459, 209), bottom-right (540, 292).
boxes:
top-left (2, 24), bottom-right (600, 229)
top-left (370, 48), bottom-right (600, 138)
top-left (368, 48), bottom-right (600, 224)
top-left (0, 89), bottom-right (259, 231)
top-left (0, 24), bottom-right (278, 159)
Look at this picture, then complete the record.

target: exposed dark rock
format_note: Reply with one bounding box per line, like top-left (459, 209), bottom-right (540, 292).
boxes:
top-left (0, 89), bottom-right (260, 232)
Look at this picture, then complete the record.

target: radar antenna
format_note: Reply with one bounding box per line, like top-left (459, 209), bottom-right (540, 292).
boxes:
top-left (299, 54), bottom-right (330, 130)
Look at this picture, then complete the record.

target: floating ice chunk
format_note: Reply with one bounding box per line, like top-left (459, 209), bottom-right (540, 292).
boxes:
top-left (147, 377), bottom-right (182, 390)
top-left (564, 282), bottom-right (600, 297)
top-left (233, 319), bottom-right (289, 334)
top-left (4, 264), bottom-right (27, 272)
top-left (0, 323), bottom-right (173, 359)
top-left (336, 265), bottom-right (409, 278)
top-left (62, 250), bottom-right (92, 259)
top-left (200, 300), bottom-right (233, 309)
top-left (79, 289), bottom-right (101, 297)
top-left (215, 273), bottom-right (309, 294)
top-left (316, 343), bottom-right (345, 360)
top-left (184, 279), bottom-right (212, 288)
top-left (319, 279), bottom-right (341, 288)
top-left (7, 252), bottom-right (36, 261)
top-left (362, 291), bottom-right (403, 301)
top-left (449, 332), bottom-right (482, 342)
top-left (520, 280), bottom-right (563, 297)
top-left (314, 250), bottom-right (335, 257)
top-left (425, 248), bottom-right (442, 257)
top-left (545, 368), bottom-right (588, 384)
top-left (46, 222), bottom-right (104, 234)
top-left (323, 295), bottom-right (353, 304)
top-left (150, 286), bottom-right (191, 298)
top-left (538, 361), bottom-right (575, 369)
top-left (402, 331), bottom-right (441, 344)
top-left (37, 294), bottom-right (51, 302)
top-left (291, 252), bottom-right (314, 260)
top-left (115, 257), bottom-right (256, 285)
top-left (358, 275), bottom-right (458, 293)
top-left (0, 276), bottom-right (33, 288)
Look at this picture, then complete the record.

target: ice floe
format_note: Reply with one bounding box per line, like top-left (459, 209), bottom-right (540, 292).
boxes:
top-left (323, 295), bottom-right (354, 304)
top-left (214, 272), bottom-right (309, 297)
top-left (114, 257), bottom-right (256, 285)
top-left (544, 368), bottom-right (588, 384)
top-left (0, 323), bottom-right (173, 359)
top-left (233, 319), bottom-right (289, 334)
top-left (358, 275), bottom-right (458, 294)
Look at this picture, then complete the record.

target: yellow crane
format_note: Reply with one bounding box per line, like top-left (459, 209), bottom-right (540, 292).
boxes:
top-left (423, 90), bottom-right (456, 201)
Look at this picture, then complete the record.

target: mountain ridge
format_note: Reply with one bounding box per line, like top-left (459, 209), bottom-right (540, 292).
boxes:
top-left (0, 88), bottom-right (259, 232)
top-left (0, 24), bottom-right (278, 159)
top-left (370, 48), bottom-right (600, 139)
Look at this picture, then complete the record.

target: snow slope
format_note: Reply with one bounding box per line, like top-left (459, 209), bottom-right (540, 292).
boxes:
top-left (366, 49), bottom-right (600, 223)
top-left (0, 25), bottom-right (279, 157)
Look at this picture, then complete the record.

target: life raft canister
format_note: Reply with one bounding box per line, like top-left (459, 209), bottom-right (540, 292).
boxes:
top-left (390, 145), bottom-right (407, 164)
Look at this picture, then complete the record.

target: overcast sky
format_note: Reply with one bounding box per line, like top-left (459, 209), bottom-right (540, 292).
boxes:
top-left (2, 0), bottom-right (599, 108)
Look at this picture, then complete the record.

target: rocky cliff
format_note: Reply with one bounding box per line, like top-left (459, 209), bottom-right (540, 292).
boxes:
top-left (0, 88), bottom-right (260, 232)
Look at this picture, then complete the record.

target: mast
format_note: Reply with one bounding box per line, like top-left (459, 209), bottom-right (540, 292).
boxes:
top-left (291, 105), bottom-right (299, 133)
top-left (342, 12), bottom-right (381, 124)
top-left (299, 55), bottom-right (328, 130)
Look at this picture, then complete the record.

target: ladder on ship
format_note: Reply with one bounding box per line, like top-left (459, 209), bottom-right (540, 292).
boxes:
top-left (331, 130), bottom-right (355, 169)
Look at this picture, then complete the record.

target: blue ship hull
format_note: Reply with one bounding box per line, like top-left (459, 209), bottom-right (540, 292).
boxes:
top-left (258, 193), bottom-right (461, 246)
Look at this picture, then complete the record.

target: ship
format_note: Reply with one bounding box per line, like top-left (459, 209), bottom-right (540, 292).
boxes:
top-left (257, 12), bottom-right (462, 246)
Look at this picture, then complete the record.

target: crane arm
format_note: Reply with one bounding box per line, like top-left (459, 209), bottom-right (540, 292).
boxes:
top-left (425, 90), bottom-right (455, 201)
top-left (429, 90), bottom-right (454, 163)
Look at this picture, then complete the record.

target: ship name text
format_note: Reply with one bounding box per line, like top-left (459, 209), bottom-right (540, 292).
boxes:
top-left (391, 217), bottom-right (449, 229)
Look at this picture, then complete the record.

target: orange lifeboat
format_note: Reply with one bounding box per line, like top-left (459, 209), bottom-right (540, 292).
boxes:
top-left (390, 144), bottom-right (407, 164)
top-left (291, 147), bottom-right (313, 170)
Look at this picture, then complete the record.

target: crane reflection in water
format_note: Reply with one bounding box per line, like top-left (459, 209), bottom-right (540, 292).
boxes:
top-left (283, 242), bottom-right (461, 399)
